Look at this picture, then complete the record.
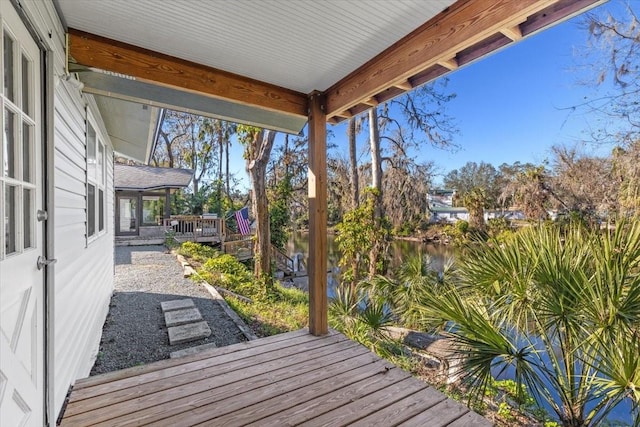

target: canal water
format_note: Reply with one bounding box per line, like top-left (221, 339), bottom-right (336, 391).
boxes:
top-left (286, 231), bottom-right (453, 274)
top-left (286, 231), bottom-right (453, 296)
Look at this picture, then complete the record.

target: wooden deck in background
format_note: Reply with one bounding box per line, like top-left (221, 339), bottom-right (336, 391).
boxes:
top-left (60, 329), bottom-right (491, 426)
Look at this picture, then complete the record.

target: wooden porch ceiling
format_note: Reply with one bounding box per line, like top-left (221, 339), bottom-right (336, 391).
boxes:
top-left (67, 0), bottom-right (604, 130)
top-left (59, 329), bottom-right (492, 426)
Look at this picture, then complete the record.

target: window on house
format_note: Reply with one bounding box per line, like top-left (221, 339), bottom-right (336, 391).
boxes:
top-left (87, 119), bottom-right (106, 240)
top-left (1, 33), bottom-right (35, 259)
top-left (142, 195), bottom-right (165, 225)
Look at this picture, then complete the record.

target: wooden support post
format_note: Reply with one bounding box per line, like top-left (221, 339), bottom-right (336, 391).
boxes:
top-left (307, 91), bottom-right (328, 336)
top-left (164, 188), bottom-right (171, 221)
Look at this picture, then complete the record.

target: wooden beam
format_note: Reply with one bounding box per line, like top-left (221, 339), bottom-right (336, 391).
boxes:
top-left (325, 0), bottom-right (559, 116)
top-left (307, 91), bottom-right (328, 336)
top-left (67, 29), bottom-right (308, 118)
top-left (437, 58), bottom-right (459, 71)
top-left (363, 97), bottom-right (379, 107)
top-left (334, 110), bottom-right (353, 119)
top-left (500, 24), bottom-right (523, 41)
top-left (393, 79), bottom-right (413, 91)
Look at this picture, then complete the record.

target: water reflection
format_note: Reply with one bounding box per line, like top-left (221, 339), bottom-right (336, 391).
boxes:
top-left (286, 232), bottom-right (454, 296)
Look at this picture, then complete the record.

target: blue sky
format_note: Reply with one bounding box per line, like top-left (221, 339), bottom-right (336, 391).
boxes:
top-left (226, 0), bottom-right (631, 190)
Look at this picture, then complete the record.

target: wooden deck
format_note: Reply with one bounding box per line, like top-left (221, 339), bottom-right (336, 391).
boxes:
top-left (59, 329), bottom-right (491, 426)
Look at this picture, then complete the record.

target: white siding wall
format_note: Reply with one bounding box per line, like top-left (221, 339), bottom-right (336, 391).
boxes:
top-left (17, 0), bottom-right (115, 417)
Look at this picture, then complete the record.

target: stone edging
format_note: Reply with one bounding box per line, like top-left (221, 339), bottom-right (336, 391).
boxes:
top-left (174, 253), bottom-right (258, 341)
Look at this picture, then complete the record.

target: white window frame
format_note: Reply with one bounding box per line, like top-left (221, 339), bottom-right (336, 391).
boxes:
top-left (1, 25), bottom-right (36, 260)
top-left (86, 111), bottom-right (106, 243)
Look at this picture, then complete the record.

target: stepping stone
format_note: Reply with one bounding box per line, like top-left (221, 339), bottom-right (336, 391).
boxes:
top-left (164, 307), bottom-right (203, 327)
top-left (170, 342), bottom-right (218, 359)
top-left (168, 321), bottom-right (212, 345)
top-left (161, 299), bottom-right (195, 313)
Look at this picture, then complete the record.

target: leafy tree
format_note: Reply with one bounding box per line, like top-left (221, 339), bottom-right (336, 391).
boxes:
top-left (267, 133), bottom-right (311, 229)
top-left (462, 187), bottom-right (487, 230)
top-left (347, 117), bottom-right (361, 209)
top-left (550, 145), bottom-right (615, 222)
top-left (500, 165), bottom-right (561, 220)
top-left (443, 161), bottom-right (501, 209)
top-left (335, 190), bottom-right (392, 293)
top-left (417, 221), bottom-right (640, 426)
top-left (268, 173), bottom-right (292, 250)
top-left (154, 111), bottom-right (237, 213)
top-left (238, 126), bottom-right (276, 285)
top-left (611, 140), bottom-right (640, 217)
top-left (579, 2), bottom-right (640, 145)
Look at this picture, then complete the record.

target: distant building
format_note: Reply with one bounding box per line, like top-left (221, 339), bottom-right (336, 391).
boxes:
top-left (429, 206), bottom-right (469, 223)
top-left (114, 164), bottom-right (193, 237)
top-left (428, 205), bottom-right (526, 224)
top-left (428, 189), bottom-right (456, 207)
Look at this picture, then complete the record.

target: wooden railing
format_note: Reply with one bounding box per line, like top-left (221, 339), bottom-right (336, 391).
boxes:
top-left (221, 235), bottom-right (305, 275)
top-left (163, 215), bottom-right (225, 242)
top-left (271, 245), bottom-right (295, 273)
top-left (222, 235), bottom-right (253, 260)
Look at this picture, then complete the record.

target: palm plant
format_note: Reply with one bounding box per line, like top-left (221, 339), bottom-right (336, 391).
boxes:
top-left (362, 252), bottom-right (456, 328)
top-left (417, 221), bottom-right (640, 426)
top-left (328, 286), bottom-right (393, 351)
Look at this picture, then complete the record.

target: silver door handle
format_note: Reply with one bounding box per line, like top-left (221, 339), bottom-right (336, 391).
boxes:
top-left (37, 256), bottom-right (57, 270)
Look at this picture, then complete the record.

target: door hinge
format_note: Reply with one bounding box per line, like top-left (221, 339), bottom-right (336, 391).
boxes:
top-left (37, 256), bottom-right (57, 270)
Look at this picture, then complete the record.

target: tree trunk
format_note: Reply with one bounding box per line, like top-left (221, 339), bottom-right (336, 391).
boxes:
top-left (218, 126), bottom-right (223, 182)
top-left (369, 107), bottom-right (383, 216)
top-left (161, 131), bottom-right (175, 168)
top-left (225, 139), bottom-right (230, 196)
top-left (217, 126), bottom-right (224, 215)
top-left (193, 178), bottom-right (199, 196)
top-left (348, 117), bottom-right (359, 208)
top-left (284, 134), bottom-right (290, 177)
top-left (368, 107), bottom-right (383, 278)
top-left (247, 130), bottom-right (277, 284)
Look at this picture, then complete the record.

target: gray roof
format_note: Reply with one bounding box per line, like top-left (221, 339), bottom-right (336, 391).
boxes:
top-left (115, 164), bottom-right (193, 191)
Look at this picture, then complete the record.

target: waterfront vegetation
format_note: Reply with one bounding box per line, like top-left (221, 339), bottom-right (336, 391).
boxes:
top-left (175, 218), bottom-right (640, 426)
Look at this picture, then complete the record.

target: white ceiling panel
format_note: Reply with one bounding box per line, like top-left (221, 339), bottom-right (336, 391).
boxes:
top-left (56, 0), bottom-right (455, 93)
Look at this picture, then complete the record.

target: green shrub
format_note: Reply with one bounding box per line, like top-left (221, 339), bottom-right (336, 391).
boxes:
top-left (178, 241), bottom-right (219, 263)
top-left (199, 254), bottom-right (257, 296)
top-left (455, 220), bottom-right (469, 234)
top-left (486, 217), bottom-right (511, 237)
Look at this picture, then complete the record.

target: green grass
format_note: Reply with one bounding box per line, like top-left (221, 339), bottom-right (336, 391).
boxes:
top-left (226, 288), bottom-right (308, 337)
top-left (178, 242), bottom-right (308, 337)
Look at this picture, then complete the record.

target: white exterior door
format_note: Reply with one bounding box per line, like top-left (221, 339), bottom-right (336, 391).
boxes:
top-left (0, 2), bottom-right (44, 426)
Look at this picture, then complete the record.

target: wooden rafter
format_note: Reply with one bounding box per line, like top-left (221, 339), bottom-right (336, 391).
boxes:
top-left (67, 29), bottom-right (308, 119)
top-left (500, 24), bottom-right (524, 41)
top-left (324, 0), bottom-right (602, 119)
top-left (437, 58), bottom-right (459, 71)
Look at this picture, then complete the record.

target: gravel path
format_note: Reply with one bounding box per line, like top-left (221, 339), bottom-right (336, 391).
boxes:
top-left (90, 245), bottom-right (247, 375)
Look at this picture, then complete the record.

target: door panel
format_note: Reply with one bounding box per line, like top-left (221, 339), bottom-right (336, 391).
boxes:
top-left (0, 2), bottom-right (44, 426)
top-left (116, 195), bottom-right (138, 235)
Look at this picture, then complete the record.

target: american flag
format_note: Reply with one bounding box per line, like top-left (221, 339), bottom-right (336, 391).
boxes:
top-left (234, 207), bottom-right (251, 235)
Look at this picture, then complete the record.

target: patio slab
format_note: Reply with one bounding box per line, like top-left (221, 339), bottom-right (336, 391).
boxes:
top-left (164, 308), bottom-right (203, 327)
top-left (170, 342), bottom-right (218, 359)
top-left (168, 321), bottom-right (212, 345)
top-left (160, 299), bottom-right (195, 313)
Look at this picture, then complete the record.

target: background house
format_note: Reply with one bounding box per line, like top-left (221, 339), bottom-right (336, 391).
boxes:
top-left (114, 164), bottom-right (193, 238)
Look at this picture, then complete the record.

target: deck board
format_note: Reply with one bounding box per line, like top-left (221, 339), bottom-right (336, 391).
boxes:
top-left (95, 345), bottom-right (371, 427)
top-left (60, 329), bottom-right (492, 427)
top-left (349, 386), bottom-right (448, 426)
top-left (65, 334), bottom-right (354, 416)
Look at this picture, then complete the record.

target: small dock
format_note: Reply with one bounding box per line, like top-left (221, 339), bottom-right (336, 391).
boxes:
top-left (59, 329), bottom-right (490, 426)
